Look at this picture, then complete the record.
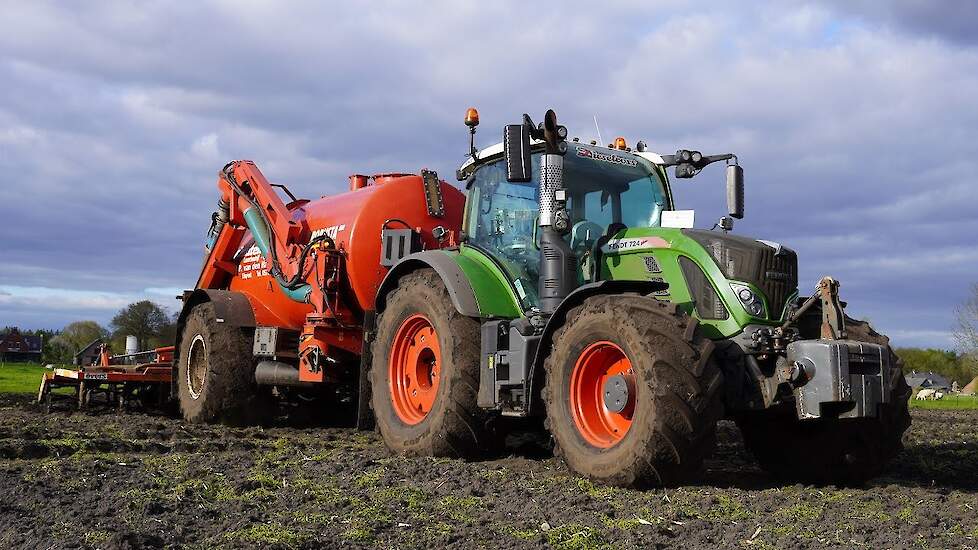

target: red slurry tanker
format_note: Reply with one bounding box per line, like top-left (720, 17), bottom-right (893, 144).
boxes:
top-left (177, 161), bottom-right (463, 423)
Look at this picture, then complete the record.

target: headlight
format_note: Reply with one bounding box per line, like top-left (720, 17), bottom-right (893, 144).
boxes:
top-left (730, 282), bottom-right (766, 318)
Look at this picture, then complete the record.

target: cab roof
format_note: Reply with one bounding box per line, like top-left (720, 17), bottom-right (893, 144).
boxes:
top-left (458, 140), bottom-right (666, 179)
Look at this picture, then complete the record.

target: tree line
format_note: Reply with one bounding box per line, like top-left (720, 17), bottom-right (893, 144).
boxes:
top-left (895, 348), bottom-right (976, 386)
top-left (899, 283), bottom-right (978, 386)
top-left (4, 284), bottom-right (978, 375)
top-left (1, 300), bottom-right (177, 364)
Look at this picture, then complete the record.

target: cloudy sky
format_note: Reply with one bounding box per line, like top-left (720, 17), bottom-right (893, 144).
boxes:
top-left (1, 1), bottom-right (975, 348)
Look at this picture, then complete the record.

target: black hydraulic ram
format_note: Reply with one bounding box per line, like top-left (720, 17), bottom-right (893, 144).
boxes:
top-left (503, 110), bottom-right (576, 314)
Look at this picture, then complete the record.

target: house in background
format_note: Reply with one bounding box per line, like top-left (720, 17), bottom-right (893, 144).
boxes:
top-left (73, 338), bottom-right (104, 366)
top-left (0, 328), bottom-right (43, 363)
top-left (905, 370), bottom-right (952, 392)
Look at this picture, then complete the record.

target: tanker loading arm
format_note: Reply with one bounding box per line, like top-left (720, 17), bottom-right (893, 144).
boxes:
top-left (199, 161), bottom-right (311, 296)
top-left (197, 160), bottom-right (354, 380)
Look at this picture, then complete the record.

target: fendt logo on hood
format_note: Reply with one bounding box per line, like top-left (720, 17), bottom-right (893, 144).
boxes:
top-left (600, 236), bottom-right (670, 254)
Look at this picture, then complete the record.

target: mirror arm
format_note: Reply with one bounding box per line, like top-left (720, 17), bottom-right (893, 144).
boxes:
top-left (702, 153), bottom-right (736, 166)
top-left (659, 152), bottom-right (737, 169)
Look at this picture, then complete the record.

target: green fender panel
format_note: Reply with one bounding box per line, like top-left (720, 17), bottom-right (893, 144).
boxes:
top-left (375, 247), bottom-right (522, 319)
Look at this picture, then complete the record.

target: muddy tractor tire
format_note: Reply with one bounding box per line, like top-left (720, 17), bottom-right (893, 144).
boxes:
top-left (736, 318), bottom-right (912, 486)
top-left (542, 295), bottom-right (724, 487)
top-left (370, 269), bottom-right (494, 457)
top-left (177, 302), bottom-right (270, 424)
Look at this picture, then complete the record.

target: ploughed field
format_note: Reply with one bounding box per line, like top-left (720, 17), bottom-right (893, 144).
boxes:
top-left (0, 395), bottom-right (976, 550)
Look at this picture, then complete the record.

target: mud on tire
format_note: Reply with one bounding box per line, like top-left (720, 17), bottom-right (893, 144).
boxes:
top-left (177, 302), bottom-right (271, 424)
top-left (370, 269), bottom-right (494, 457)
top-left (736, 318), bottom-right (912, 486)
top-left (542, 295), bottom-right (723, 487)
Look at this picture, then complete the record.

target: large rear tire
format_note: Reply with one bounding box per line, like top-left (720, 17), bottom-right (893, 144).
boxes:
top-left (177, 302), bottom-right (271, 424)
top-left (736, 318), bottom-right (912, 485)
top-left (370, 269), bottom-right (494, 457)
top-left (542, 295), bottom-right (723, 487)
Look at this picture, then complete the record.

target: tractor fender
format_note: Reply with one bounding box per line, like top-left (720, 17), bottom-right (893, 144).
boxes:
top-left (172, 289), bottom-right (258, 382)
top-left (177, 288), bottom-right (258, 329)
top-left (375, 251), bottom-right (480, 317)
top-left (526, 279), bottom-right (669, 414)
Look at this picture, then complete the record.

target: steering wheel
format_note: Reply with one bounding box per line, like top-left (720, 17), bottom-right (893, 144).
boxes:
top-left (570, 221), bottom-right (604, 254)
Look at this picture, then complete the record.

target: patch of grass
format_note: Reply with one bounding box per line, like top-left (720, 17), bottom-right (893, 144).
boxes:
top-left (83, 529), bottom-right (112, 546)
top-left (354, 467), bottom-right (385, 488)
top-left (708, 494), bottom-right (753, 522)
top-left (480, 466), bottom-right (509, 480)
top-left (0, 362), bottom-right (58, 394)
top-left (575, 477), bottom-right (618, 501)
top-left (171, 475), bottom-right (237, 503)
top-left (228, 523), bottom-right (307, 547)
top-left (851, 499), bottom-right (891, 522)
top-left (545, 523), bottom-right (605, 550)
top-left (909, 394), bottom-right (978, 409)
top-left (774, 502), bottom-right (823, 523)
top-left (897, 506), bottom-right (917, 525)
top-left (503, 525), bottom-right (541, 540)
top-left (22, 457), bottom-right (61, 482)
top-left (292, 477), bottom-right (345, 506)
top-left (667, 494), bottom-right (705, 520)
top-left (600, 515), bottom-right (642, 530)
top-left (248, 470), bottom-right (282, 489)
top-left (334, 496), bottom-right (393, 544)
top-left (340, 526), bottom-right (374, 543)
top-left (437, 494), bottom-right (480, 523)
top-left (374, 485), bottom-right (427, 516)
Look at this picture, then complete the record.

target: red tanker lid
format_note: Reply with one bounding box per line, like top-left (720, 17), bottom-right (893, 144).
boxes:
top-left (371, 173), bottom-right (414, 184)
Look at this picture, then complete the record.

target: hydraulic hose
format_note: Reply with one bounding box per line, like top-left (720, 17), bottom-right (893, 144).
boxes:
top-left (243, 207), bottom-right (311, 302)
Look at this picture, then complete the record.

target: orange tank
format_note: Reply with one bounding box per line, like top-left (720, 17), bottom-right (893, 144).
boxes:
top-left (227, 173), bottom-right (464, 331)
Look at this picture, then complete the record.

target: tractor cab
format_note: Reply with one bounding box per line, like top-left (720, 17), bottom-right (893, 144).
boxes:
top-left (459, 142), bottom-right (672, 309)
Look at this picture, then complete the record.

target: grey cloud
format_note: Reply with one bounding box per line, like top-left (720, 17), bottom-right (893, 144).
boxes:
top-left (814, 1), bottom-right (978, 45)
top-left (0, 1), bottom-right (973, 349)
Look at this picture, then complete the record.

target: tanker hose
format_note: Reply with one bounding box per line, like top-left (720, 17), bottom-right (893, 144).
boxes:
top-left (243, 207), bottom-right (311, 302)
top-left (205, 198), bottom-right (230, 251)
top-left (281, 233), bottom-right (334, 289)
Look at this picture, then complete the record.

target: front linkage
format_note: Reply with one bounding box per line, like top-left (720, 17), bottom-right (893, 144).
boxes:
top-left (738, 276), bottom-right (894, 420)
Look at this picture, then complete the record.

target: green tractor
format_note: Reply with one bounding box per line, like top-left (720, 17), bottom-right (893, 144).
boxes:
top-left (368, 109), bottom-right (910, 486)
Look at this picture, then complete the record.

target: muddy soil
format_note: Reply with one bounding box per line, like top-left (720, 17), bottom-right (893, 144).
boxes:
top-left (0, 395), bottom-right (976, 549)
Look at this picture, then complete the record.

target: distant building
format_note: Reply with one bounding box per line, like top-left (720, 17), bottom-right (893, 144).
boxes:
top-left (0, 328), bottom-right (43, 363)
top-left (905, 370), bottom-right (952, 391)
top-left (73, 338), bottom-right (104, 366)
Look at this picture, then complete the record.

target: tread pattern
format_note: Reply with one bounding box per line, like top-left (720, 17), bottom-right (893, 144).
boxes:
top-left (542, 295), bottom-right (724, 487)
top-left (369, 269), bottom-right (494, 457)
top-left (177, 302), bottom-right (270, 425)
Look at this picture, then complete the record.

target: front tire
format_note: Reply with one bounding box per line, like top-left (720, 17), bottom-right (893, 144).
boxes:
top-left (177, 302), bottom-right (269, 424)
top-left (370, 269), bottom-right (494, 457)
top-left (736, 318), bottom-right (912, 485)
top-left (543, 295), bottom-right (723, 487)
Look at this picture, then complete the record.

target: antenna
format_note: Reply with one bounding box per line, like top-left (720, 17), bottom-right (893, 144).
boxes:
top-left (593, 115), bottom-right (604, 146)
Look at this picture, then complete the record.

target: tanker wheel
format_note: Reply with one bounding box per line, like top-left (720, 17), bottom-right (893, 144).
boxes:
top-left (177, 302), bottom-right (271, 425)
top-left (370, 269), bottom-right (494, 457)
top-left (543, 295), bottom-right (723, 487)
top-left (735, 318), bottom-right (912, 486)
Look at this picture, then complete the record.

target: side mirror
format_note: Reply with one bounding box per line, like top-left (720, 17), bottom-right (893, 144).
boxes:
top-left (726, 164), bottom-right (744, 219)
top-left (503, 123), bottom-right (532, 182)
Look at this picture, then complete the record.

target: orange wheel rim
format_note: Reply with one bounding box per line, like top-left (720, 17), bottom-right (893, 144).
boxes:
top-left (388, 314), bottom-right (442, 425)
top-left (569, 341), bottom-right (635, 448)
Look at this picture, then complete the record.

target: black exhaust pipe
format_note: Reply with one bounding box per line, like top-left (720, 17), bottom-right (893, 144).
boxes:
top-left (504, 109), bottom-right (575, 315)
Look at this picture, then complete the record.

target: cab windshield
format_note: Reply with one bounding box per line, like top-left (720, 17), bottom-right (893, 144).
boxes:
top-left (464, 144), bottom-right (668, 308)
